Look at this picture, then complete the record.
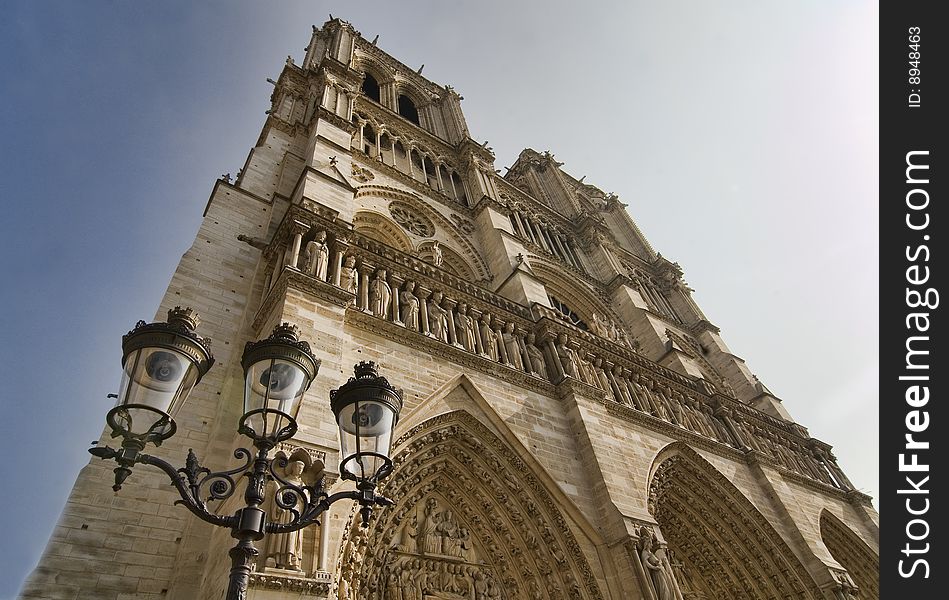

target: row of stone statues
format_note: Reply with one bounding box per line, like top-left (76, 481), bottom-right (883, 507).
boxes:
top-left (272, 227), bottom-right (849, 491)
top-left (353, 265), bottom-right (552, 380)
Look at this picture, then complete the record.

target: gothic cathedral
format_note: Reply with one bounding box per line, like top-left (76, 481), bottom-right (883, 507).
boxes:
top-left (22, 18), bottom-right (878, 600)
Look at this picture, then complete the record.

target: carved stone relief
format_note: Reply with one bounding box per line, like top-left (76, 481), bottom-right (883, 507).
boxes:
top-left (334, 411), bottom-right (604, 600)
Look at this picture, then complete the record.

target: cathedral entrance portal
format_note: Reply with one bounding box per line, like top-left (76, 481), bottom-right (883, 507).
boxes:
top-left (648, 445), bottom-right (823, 600)
top-left (335, 410), bottom-right (603, 600)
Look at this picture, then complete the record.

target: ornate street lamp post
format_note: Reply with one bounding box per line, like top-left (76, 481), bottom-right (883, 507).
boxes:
top-left (89, 307), bottom-right (403, 600)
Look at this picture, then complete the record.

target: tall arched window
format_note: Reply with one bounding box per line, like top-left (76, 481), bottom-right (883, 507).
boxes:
top-left (362, 73), bottom-right (381, 103)
top-left (398, 94), bottom-right (420, 125)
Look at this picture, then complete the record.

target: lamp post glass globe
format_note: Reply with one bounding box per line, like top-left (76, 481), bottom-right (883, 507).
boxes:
top-left (240, 323), bottom-right (319, 445)
top-left (331, 361), bottom-right (403, 483)
top-left (110, 307), bottom-right (213, 445)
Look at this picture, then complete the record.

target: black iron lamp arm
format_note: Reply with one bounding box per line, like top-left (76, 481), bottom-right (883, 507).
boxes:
top-left (89, 444), bottom-right (248, 529)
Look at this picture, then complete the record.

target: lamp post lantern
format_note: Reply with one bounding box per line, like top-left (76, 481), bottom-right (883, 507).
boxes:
top-left (89, 308), bottom-right (402, 600)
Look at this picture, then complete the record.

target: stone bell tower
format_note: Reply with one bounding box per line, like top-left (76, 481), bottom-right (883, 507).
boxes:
top-left (22, 17), bottom-right (878, 600)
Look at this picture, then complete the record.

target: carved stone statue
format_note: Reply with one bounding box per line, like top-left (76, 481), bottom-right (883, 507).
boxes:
top-left (524, 333), bottom-right (548, 379)
top-left (480, 314), bottom-right (498, 361)
top-left (303, 230), bottom-right (329, 281)
top-left (422, 498), bottom-right (443, 554)
top-left (501, 322), bottom-right (523, 370)
top-left (265, 460), bottom-right (306, 570)
top-left (428, 291), bottom-right (449, 343)
top-left (431, 241), bottom-right (444, 267)
top-left (369, 269), bottom-right (392, 318)
top-left (341, 255), bottom-right (358, 295)
top-left (454, 303), bottom-right (475, 351)
top-left (590, 312), bottom-right (608, 337)
top-left (640, 533), bottom-right (675, 600)
top-left (400, 281), bottom-right (420, 331)
top-left (556, 333), bottom-right (577, 378)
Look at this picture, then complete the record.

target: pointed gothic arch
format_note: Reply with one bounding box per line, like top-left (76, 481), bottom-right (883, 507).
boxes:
top-left (819, 510), bottom-right (879, 599)
top-left (647, 443), bottom-right (823, 600)
top-left (529, 259), bottom-right (616, 326)
top-left (355, 185), bottom-right (493, 282)
top-left (353, 210), bottom-right (414, 253)
top-left (336, 411), bottom-right (604, 600)
top-left (417, 240), bottom-right (476, 281)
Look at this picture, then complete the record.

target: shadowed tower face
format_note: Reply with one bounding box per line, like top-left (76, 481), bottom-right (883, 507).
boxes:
top-left (20, 17), bottom-right (877, 600)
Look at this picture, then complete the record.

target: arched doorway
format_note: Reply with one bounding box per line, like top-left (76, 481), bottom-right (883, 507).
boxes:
top-left (336, 411), bottom-right (604, 600)
top-left (819, 511), bottom-right (879, 599)
top-left (648, 444), bottom-right (823, 600)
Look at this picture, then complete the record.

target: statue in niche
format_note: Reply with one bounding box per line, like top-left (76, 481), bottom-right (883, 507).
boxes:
top-left (454, 303), bottom-right (475, 351)
top-left (556, 333), bottom-right (577, 378)
top-left (428, 291), bottom-right (449, 342)
top-left (431, 241), bottom-right (444, 267)
top-left (400, 281), bottom-right (420, 331)
top-left (480, 314), bottom-right (498, 361)
top-left (501, 322), bottom-right (523, 370)
top-left (369, 269), bottom-right (392, 318)
top-left (640, 530), bottom-right (676, 600)
top-left (303, 230), bottom-right (329, 280)
top-left (265, 460), bottom-right (306, 570)
top-left (524, 333), bottom-right (548, 379)
top-left (340, 255), bottom-right (358, 295)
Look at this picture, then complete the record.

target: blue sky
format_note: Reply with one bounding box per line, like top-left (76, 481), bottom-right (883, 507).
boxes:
top-left (0, 2), bottom-right (877, 596)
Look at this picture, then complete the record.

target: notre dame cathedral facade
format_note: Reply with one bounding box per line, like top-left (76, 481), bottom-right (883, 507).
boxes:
top-left (22, 18), bottom-right (878, 600)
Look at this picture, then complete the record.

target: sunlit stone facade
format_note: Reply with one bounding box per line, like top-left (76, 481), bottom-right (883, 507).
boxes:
top-left (22, 18), bottom-right (878, 600)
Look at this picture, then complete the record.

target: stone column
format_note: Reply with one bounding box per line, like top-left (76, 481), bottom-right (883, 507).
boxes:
top-left (495, 320), bottom-right (510, 364)
top-left (715, 407), bottom-right (747, 450)
top-left (469, 308), bottom-right (485, 355)
top-left (331, 239), bottom-right (349, 287)
top-left (389, 273), bottom-right (404, 325)
top-left (317, 518), bottom-right (330, 571)
top-left (358, 261), bottom-right (372, 312)
top-left (288, 229), bottom-right (305, 270)
top-left (435, 161), bottom-right (445, 193)
top-left (448, 170), bottom-right (460, 202)
top-left (417, 286), bottom-right (432, 337)
top-left (443, 298), bottom-right (463, 348)
top-left (544, 335), bottom-right (566, 381)
top-left (517, 331), bottom-right (532, 372)
top-left (535, 221), bottom-right (552, 253)
top-left (512, 211), bottom-right (527, 238)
